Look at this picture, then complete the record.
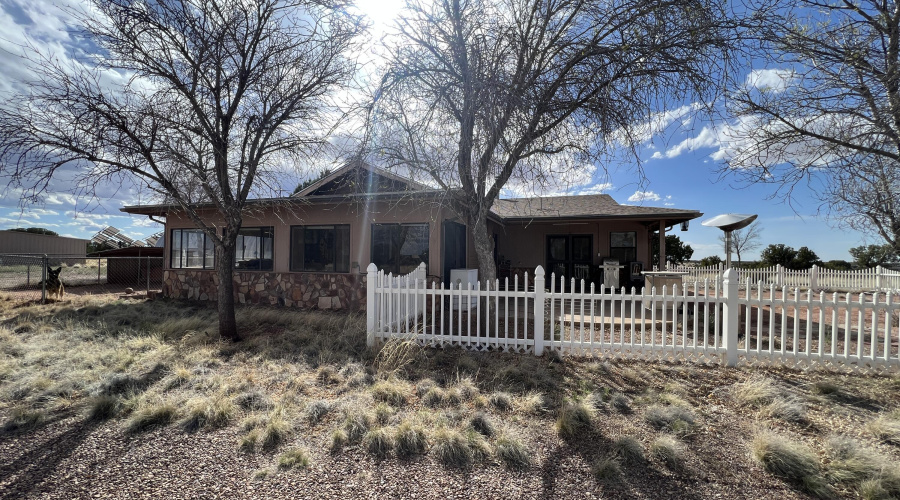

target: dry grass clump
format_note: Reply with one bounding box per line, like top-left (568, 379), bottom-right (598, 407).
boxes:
top-left (305, 400), bottom-right (331, 425)
top-left (760, 397), bottom-right (808, 424)
top-left (469, 412), bottom-right (495, 437)
top-left (363, 428), bottom-right (395, 458)
top-left (234, 390), bottom-right (272, 412)
top-left (87, 395), bottom-right (120, 421)
top-left (488, 391), bottom-right (513, 412)
top-left (415, 378), bottom-right (437, 397)
top-left (127, 400), bottom-right (178, 433)
top-left (644, 404), bottom-right (696, 436)
top-left (465, 428), bottom-right (492, 462)
top-left (651, 435), bottom-right (686, 471)
top-left (422, 387), bottom-right (447, 408)
top-left (614, 435), bottom-right (645, 463)
top-left (371, 379), bottom-right (411, 406)
top-left (869, 411), bottom-right (900, 446)
top-left (373, 402), bottom-right (395, 426)
top-left (825, 435), bottom-right (900, 498)
top-left (342, 410), bottom-right (375, 443)
top-left (374, 338), bottom-right (422, 376)
top-left (433, 428), bottom-right (473, 468)
top-left (811, 380), bottom-right (842, 396)
top-left (495, 434), bottom-right (532, 470)
top-left (260, 413), bottom-right (292, 451)
top-left (453, 377), bottom-right (479, 400)
top-left (517, 391), bottom-right (549, 415)
top-left (751, 431), bottom-right (832, 498)
top-left (2, 407), bottom-right (44, 433)
top-left (610, 393), bottom-right (631, 413)
top-left (733, 375), bottom-right (780, 407)
top-left (181, 395), bottom-right (236, 431)
top-left (556, 400), bottom-right (595, 440)
top-left (330, 429), bottom-right (349, 452)
top-left (316, 366), bottom-right (343, 386)
top-left (395, 421), bottom-right (428, 457)
top-left (591, 456), bottom-right (622, 483)
top-left (277, 447), bottom-right (311, 469)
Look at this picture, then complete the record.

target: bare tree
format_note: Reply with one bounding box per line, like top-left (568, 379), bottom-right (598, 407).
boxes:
top-left (725, 0), bottom-right (900, 253)
top-left (370, 0), bottom-right (734, 282)
top-left (0, 0), bottom-right (363, 340)
top-left (717, 220), bottom-right (762, 266)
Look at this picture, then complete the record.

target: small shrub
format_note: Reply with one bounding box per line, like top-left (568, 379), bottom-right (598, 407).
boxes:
top-left (469, 412), bottom-right (495, 437)
top-left (395, 421), bottom-right (428, 457)
top-left (364, 428), bottom-right (395, 458)
top-left (614, 435), bottom-right (645, 463)
top-left (556, 401), bottom-right (594, 440)
top-left (651, 435), bottom-right (686, 471)
top-left (371, 380), bottom-right (410, 406)
top-left (592, 456), bottom-right (622, 483)
top-left (305, 400), bottom-right (331, 425)
top-left (433, 428), bottom-right (473, 468)
top-left (88, 395), bottom-right (120, 421)
top-left (278, 448), bottom-right (310, 469)
top-left (330, 429), bottom-right (348, 452)
top-left (751, 431), bottom-right (832, 498)
top-left (489, 391), bottom-right (513, 412)
top-left (127, 402), bottom-right (177, 433)
top-left (495, 435), bottom-right (532, 470)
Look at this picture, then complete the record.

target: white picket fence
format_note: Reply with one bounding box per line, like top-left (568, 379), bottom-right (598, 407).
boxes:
top-left (664, 264), bottom-right (900, 291)
top-left (366, 264), bottom-right (900, 371)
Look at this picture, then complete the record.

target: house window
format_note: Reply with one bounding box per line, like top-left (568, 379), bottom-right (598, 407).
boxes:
top-left (235, 227), bottom-right (274, 271)
top-left (609, 231), bottom-right (637, 263)
top-left (170, 228), bottom-right (215, 269)
top-left (372, 223), bottom-right (429, 275)
top-left (290, 225), bottom-right (350, 273)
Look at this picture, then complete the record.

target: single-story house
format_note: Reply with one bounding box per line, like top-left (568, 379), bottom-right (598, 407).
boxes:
top-left (121, 162), bottom-right (702, 310)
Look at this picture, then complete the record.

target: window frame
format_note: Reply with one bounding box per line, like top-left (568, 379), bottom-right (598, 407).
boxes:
top-left (370, 223), bottom-right (430, 275)
top-left (169, 228), bottom-right (215, 270)
top-left (609, 231), bottom-right (637, 263)
top-left (289, 224), bottom-right (352, 273)
top-left (235, 226), bottom-right (275, 271)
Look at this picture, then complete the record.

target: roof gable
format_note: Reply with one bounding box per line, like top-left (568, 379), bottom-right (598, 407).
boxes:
top-left (293, 162), bottom-right (428, 197)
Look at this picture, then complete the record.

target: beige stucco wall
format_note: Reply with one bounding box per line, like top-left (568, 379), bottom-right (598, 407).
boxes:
top-left (164, 198), bottom-right (452, 278)
top-left (493, 219), bottom-right (654, 271)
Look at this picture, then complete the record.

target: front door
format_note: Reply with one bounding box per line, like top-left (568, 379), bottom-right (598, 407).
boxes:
top-left (442, 221), bottom-right (467, 286)
top-left (546, 235), bottom-right (592, 286)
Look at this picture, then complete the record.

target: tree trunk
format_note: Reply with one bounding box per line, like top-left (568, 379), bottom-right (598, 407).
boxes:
top-left (215, 237), bottom-right (241, 342)
top-left (470, 214), bottom-right (496, 284)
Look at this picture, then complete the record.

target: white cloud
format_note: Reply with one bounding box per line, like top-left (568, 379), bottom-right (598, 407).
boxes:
top-left (628, 190), bottom-right (662, 202)
top-left (8, 208), bottom-right (59, 219)
top-left (575, 182), bottom-right (614, 195)
top-left (744, 68), bottom-right (795, 94)
top-left (611, 102), bottom-right (704, 147)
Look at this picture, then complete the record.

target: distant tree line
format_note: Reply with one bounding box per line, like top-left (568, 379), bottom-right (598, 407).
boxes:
top-left (695, 243), bottom-right (898, 270)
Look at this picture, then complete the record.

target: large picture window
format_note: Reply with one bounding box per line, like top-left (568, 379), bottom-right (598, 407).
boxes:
top-left (609, 231), bottom-right (637, 263)
top-left (235, 227), bottom-right (274, 271)
top-left (290, 225), bottom-right (350, 273)
top-left (170, 228), bottom-right (215, 269)
top-left (372, 223), bottom-right (429, 275)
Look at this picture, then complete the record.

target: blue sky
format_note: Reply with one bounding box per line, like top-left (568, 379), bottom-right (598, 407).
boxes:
top-left (0, 0), bottom-right (874, 261)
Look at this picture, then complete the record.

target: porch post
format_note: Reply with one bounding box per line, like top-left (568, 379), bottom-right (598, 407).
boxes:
top-left (658, 220), bottom-right (666, 270)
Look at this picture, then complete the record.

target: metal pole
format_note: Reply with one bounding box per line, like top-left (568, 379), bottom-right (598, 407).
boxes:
top-left (724, 231), bottom-right (732, 269)
top-left (98, 258), bottom-right (102, 284)
top-left (146, 256), bottom-right (150, 293)
top-left (41, 255), bottom-right (47, 304)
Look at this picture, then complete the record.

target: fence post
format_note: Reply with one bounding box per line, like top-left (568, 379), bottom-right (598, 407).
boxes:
top-left (810, 264), bottom-right (818, 290)
top-left (533, 265), bottom-right (545, 356)
top-left (722, 268), bottom-right (739, 367)
top-left (41, 255), bottom-right (47, 304)
top-left (776, 264), bottom-right (783, 287)
top-left (366, 263), bottom-right (377, 347)
top-left (146, 256), bottom-right (151, 293)
top-left (876, 265), bottom-right (883, 290)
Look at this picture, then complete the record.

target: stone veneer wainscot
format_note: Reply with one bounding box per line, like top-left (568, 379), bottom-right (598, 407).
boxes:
top-left (162, 269), bottom-right (367, 311)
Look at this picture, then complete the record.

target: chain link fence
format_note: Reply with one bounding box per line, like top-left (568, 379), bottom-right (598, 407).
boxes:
top-left (0, 254), bottom-right (164, 303)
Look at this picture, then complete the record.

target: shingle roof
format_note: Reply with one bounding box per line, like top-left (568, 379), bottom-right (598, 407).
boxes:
top-left (490, 194), bottom-right (700, 221)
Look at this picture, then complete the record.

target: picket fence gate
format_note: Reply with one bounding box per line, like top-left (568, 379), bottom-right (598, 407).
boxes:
top-left (365, 264), bottom-right (900, 371)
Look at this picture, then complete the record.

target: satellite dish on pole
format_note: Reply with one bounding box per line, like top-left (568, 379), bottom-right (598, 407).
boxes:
top-left (701, 214), bottom-right (758, 268)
